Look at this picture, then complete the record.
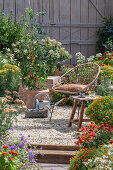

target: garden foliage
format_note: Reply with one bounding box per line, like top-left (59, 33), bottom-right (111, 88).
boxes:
top-left (0, 64), bottom-right (20, 95)
top-left (0, 95), bottom-right (26, 136)
top-left (0, 131), bottom-right (39, 170)
top-left (86, 96), bottom-right (113, 126)
top-left (96, 17), bottom-right (113, 53)
top-left (69, 122), bottom-right (113, 170)
top-left (0, 10), bottom-right (24, 52)
top-left (1, 8), bottom-right (72, 90)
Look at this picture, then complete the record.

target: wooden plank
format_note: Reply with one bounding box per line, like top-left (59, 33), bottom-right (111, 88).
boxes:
top-left (71, 0), bottom-right (81, 64)
top-left (16, 0), bottom-right (25, 20)
top-left (49, 0), bottom-right (54, 23)
top-left (52, 0), bottom-right (60, 41)
top-left (42, 0), bottom-right (49, 24)
top-left (37, 0), bottom-right (43, 23)
top-left (81, 0), bottom-right (89, 58)
top-left (36, 150), bottom-right (75, 164)
top-left (96, 0), bottom-right (105, 23)
top-left (88, 0), bottom-right (97, 57)
top-left (60, 0), bottom-right (70, 64)
top-left (30, 144), bottom-right (79, 151)
top-left (43, 23), bottom-right (103, 28)
top-left (53, 0), bottom-right (60, 24)
top-left (0, 0), bottom-right (3, 10)
top-left (4, 0), bottom-right (15, 15)
top-left (105, 0), bottom-right (113, 18)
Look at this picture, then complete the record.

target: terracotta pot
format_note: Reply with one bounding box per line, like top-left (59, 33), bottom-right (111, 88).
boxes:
top-left (23, 89), bottom-right (49, 109)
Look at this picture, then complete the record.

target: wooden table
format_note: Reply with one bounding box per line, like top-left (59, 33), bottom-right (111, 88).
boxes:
top-left (68, 95), bottom-right (100, 130)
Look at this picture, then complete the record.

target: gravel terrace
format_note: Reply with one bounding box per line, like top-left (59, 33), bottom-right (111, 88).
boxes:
top-left (12, 106), bottom-right (89, 145)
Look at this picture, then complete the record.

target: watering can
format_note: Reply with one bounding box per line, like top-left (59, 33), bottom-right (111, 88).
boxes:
top-left (33, 93), bottom-right (50, 114)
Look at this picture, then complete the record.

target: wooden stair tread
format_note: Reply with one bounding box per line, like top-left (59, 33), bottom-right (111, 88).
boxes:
top-left (30, 144), bottom-right (78, 151)
top-left (37, 150), bottom-right (75, 156)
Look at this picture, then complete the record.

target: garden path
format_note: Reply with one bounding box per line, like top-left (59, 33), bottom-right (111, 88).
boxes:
top-left (12, 106), bottom-right (89, 145)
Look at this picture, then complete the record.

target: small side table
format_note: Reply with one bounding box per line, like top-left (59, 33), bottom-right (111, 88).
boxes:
top-left (68, 95), bottom-right (100, 130)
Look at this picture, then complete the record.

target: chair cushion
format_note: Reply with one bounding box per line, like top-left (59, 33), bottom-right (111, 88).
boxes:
top-left (54, 84), bottom-right (87, 92)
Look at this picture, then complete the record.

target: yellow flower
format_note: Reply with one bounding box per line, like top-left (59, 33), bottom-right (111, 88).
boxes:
top-left (88, 91), bottom-right (91, 94)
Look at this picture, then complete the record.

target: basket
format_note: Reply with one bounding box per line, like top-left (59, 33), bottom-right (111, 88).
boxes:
top-left (25, 109), bottom-right (48, 118)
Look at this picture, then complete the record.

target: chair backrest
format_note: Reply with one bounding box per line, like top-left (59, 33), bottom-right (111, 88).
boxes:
top-left (52, 63), bottom-right (100, 95)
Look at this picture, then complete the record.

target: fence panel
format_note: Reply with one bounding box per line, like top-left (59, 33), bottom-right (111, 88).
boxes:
top-left (0, 0), bottom-right (113, 64)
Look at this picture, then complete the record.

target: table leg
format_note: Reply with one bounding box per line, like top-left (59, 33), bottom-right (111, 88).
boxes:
top-left (78, 101), bottom-right (85, 131)
top-left (68, 100), bottom-right (78, 127)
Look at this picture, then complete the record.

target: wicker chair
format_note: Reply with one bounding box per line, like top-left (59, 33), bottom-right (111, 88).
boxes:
top-left (52, 63), bottom-right (100, 95)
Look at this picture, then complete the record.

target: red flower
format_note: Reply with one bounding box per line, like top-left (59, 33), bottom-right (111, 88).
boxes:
top-left (3, 145), bottom-right (9, 149)
top-left (100, 57), bottom-right (103, 60)
top-left (2, 152), bottom-right (9, 155)
top-left (108, 56), bottom-right (111, 60)
top-left (9, 157), bottom-right (14, 161)
top-left (104, 52), bottom-right (108, 55)
top-left (10, 151), bottom-right (18, 155)
top-left (110, 140), bottom-right (113, 144)
top-left (29, 74), bottom-right (34, 78)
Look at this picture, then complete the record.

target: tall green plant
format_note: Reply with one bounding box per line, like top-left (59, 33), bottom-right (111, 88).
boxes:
top-left (0, 10), bottom-right (24, 52)
top-left (96, 17), bottom-right (113, 53)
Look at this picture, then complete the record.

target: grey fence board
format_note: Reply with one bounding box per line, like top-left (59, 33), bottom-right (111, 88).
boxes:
top-left (0, 0), bottom-right (113, 64)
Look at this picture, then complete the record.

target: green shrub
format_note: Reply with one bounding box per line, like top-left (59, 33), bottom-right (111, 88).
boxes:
top-left (85, 96), bottom-right (113, 126)
top-left (0, 64), bottom-right (20, 95)
top-left (96, 17), bottom-right (113, 53)
top-left (0, 10), bottom-right (24, 52)
top-left (50, 91), bottom-right (73, 106)
top-left (0, 97), bottom-right (26, 136)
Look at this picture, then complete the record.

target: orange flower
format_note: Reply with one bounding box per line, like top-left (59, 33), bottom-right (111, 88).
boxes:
top-left (104, 52), bottom-right (108, 55)
top-left (2, 152), bottom-right (9, 155)
top-left (31, 57), bottom-right (35, 61)
top-left (9, 157), bottom-right (14, 161)
top-left (3, 145), bottom-right (9, 149)
top-left (36, 77), bottom-right (39, 80)
top-left (10, 151), bottom-right (18, 155)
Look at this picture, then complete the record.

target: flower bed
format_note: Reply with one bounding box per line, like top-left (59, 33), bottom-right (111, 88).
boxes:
top-left (69, 96), bottom-right (113, 170)
top-left (0, 129), bottom-right (39, 169)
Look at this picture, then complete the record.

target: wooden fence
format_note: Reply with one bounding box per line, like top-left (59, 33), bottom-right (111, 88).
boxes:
top-left (0, 0), bottom-right (113, 64)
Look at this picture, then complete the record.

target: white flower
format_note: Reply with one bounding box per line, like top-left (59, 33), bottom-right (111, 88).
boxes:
top-left (96, 53), bottom-right (102, 58)
top-left (12, 43), bottom-right (16, 47)
top-left (76, 52), bottom-right (82, 57)
top-left (24, 49), bottom-right (28, 53)
top-left (87, 56), bottom-right (94, 62)
top-left (16, 41), bottom-right (20, 45)
top-left (32, 40), bottom-right (36, 44)
top-left (14, 48), bottom-right (20, 53)
top-left (6, 48), bottom-right (10, 52)
top-left (2, 59), bottom-right (7, 63)
top-left (49, 50), bottom-right (54, 55)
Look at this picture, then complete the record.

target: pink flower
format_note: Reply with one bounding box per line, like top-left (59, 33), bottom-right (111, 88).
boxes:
top-left (5, 95), bottom-right (13, 100)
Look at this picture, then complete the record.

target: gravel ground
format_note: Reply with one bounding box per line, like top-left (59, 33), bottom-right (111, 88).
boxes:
top-left (12, 106), bottom-right (88, 145)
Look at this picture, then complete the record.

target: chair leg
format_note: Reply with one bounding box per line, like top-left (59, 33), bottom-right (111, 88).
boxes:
top-left (78, 101), bottom-right (85, 131)
top-left (68, 100), bottom-right (78, 127)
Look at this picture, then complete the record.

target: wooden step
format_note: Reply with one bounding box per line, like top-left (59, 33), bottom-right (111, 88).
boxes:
top-left (30, 144), bottom-right (79, 151)
top-left (29, 144), bottom-right (79, 164)
top-left (35, 150), bottom-right (76, 164)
